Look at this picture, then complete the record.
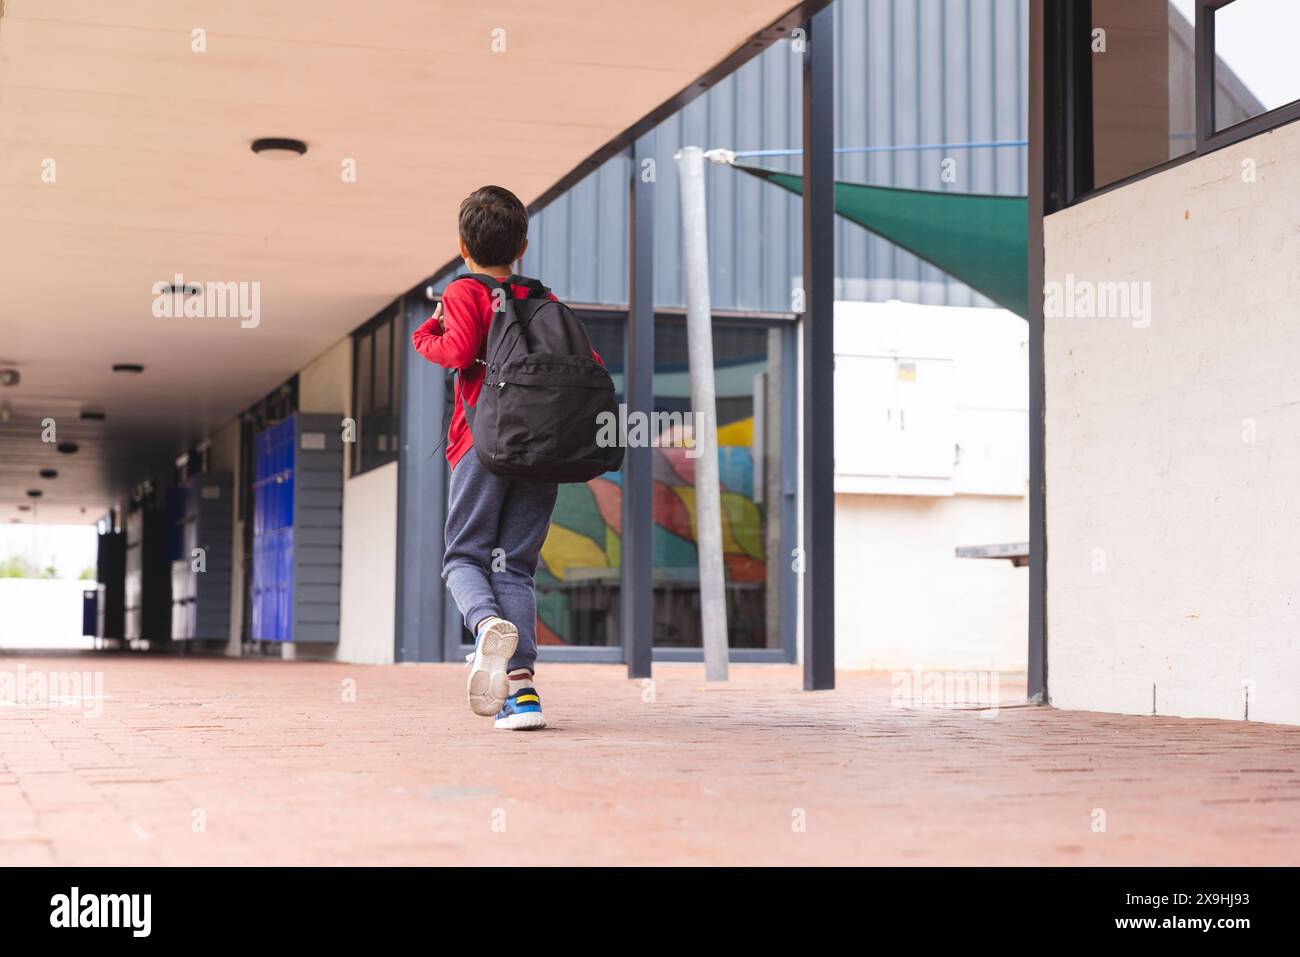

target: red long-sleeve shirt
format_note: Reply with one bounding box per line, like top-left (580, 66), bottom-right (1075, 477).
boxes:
top-left (411, 276), bottom-right (601, 469)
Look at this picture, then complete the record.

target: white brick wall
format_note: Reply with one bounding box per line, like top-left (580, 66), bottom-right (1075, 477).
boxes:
top-left (1044, 121), bottom-right (1300, 725)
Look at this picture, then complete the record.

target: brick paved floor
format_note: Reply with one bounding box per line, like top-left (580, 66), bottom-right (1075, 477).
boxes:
top-left (2, 653), bottom-right (1298, 865)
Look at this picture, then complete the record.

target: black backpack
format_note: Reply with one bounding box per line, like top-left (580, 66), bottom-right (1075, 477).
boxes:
top-left (454, 273), bottom-right (624, 483)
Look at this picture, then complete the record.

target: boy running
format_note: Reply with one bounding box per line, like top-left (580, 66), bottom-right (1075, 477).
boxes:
top-left (411, 186), bottom-right (576, 730)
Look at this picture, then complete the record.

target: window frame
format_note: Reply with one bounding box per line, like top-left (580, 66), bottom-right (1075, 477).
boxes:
top-left (445, 305), bottom-right (798, 663)
top-left (350, 300), bottom-right (404, 476)
top-left (1048, 0), bottom-right (1300, 211)
top-left (1196, 0), bottom-right (1300, 152)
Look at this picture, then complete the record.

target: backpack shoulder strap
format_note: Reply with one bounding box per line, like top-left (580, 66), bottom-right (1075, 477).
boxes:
top-left (454, 272), bottom-right (550, 301)
top-left (452, 272), bottom-right (504, 298)
top-left (504, 274), bottom-right (550, 299)
top-left (446, 274), bottom-right (506, 431)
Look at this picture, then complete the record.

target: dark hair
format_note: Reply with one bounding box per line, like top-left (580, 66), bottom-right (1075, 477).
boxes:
top-left (458, 186), bottom-right (528, 267)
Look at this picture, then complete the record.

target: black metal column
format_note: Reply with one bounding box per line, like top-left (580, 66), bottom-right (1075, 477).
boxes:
top-left (1027, 0), bottom-right (1048, 702)
top-left (622, 133), bottom-right (656, 679)
top-left (801, 6), bottom-right (835, 691)
top-left (779, 323), bottom-right (800, 660)
top-left (395, 292), bottom-right (448, 662)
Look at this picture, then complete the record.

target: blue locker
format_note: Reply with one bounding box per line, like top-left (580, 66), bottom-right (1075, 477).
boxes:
top-left (250, 414), bottom-right (341, 644)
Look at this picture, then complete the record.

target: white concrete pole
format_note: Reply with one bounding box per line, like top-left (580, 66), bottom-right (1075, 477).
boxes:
top-left (675, 146), bottom-right (729, 681)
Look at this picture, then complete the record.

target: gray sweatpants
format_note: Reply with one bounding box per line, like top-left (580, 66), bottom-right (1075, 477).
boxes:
top-left (442, 449), bottom-right (559, 674)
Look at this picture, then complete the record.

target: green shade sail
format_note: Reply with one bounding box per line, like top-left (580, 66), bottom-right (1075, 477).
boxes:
top-left (735, 163), bottom-right (1029, 318)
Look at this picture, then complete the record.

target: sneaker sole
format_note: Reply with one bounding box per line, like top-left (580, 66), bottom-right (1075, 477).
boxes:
top-left (495, 712), bottom-right (547, 731)
top-left (467, 619), bottom-right (518, 716)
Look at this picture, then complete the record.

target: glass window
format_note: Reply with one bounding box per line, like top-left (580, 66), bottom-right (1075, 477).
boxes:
top-left (1066, 1), bottom-right (1300, 202)
top-left (1089, 0), bottom-right (1197, 190)
top-left (456, 313), bottom-right (789, 655)
top-left (353, 331), bottom-right (372, 472)
top-left (1210, 0), bottom-right (1300, 132)
top-left (531, 316), bottom-right (626, 649)
top-left (371, 318), bottom-right (393, 458)
top-left (649, 319), bottom-right (783, 650)
top-left (351, 304), bottom-right (402, 475)
top-left (390, 303), bottom-right (404, 458)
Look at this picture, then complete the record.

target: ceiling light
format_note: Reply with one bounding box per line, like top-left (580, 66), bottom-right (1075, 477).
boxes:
top-left (80, 409), bottom-right (107, 421)
top-left (0, 368), bottom-right (18, 387)
top-left (57, 442), bottom-right (79, 454)
top-left (26, 489), bottom-right (42, 498)
top-left (112, 363), bottom-right (144, 374)
top-left (251, 137), bottom-right (308, 159)
top-left (39, 468), bottom-right (58, 479)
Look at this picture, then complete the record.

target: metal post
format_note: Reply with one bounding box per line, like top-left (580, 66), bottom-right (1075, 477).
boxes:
top-left (395, 293), bottom-right (448, 662)
top-left (801, 6), bottom-right (835, 691)
top-left (1027, 0), bottom-right (1048, 702)
top-left (779, 323), bottom-right (799, 660)
top-left (676, 145), bottom-right (729, 681)
top-left (622, 134), bottom-right (655, 679)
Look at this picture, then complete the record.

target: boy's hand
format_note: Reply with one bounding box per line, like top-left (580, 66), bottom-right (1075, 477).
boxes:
top-left (432, 301), bottom-right (445, 333)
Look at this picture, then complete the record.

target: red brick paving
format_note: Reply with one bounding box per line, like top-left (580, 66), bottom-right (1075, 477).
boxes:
top-left (2, 653), bottom-right (1298, 865)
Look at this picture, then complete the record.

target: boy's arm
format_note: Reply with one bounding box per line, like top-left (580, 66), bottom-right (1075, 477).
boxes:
top-left (411, 281), bottom-right (483, 369)
top-left (410, 303), bottom-right (444, 360)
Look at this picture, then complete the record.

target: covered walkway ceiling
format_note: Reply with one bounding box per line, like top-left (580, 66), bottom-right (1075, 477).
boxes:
top-left (0, 0), bottom-right (812, 522)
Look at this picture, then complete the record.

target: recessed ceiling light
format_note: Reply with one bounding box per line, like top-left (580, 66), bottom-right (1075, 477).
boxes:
top-left (163, 283), bottom-right (201, 296)
top-left (112, 363), bottom-right (144, 374)
top-left (0, 369), bottom-right (19, 387)
top-left (57, 441), bottom-right (79, 454)
top-left (80, 409), bottom-right (107, 421)
top-left (39, 468), bottom-right (58, 479)
top-left (17, 504), bottom-right (31, 512)
top-left (26, 489), bottom-right (42, 498)
top-left (251, 137), bottom-right (308, 159)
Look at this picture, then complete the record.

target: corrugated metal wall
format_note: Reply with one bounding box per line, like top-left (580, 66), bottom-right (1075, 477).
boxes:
top-left (512, 0), bottom-right (1029, 312)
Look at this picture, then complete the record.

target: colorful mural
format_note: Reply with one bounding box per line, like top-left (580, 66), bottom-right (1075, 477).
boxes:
top-left (535, 417), bottom-right (766, 646)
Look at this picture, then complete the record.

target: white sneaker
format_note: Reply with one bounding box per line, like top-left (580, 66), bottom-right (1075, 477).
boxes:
top-left (464, 617), bottom-right (518, 717)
